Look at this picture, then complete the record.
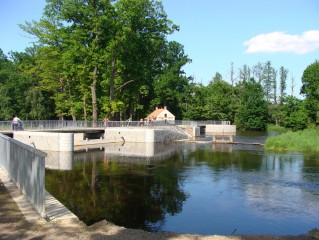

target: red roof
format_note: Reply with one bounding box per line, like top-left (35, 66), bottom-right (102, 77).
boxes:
top-left (146, 108), bottom-right (165, 119)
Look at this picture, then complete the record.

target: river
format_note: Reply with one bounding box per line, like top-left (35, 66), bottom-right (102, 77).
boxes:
top-left (45, 131), bottom-right (319, 236)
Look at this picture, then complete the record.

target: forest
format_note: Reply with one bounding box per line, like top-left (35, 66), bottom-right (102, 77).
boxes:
top-left (0, 0), bottom-right (318, 131)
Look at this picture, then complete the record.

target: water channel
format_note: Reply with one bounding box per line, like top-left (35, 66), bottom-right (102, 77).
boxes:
top-left (45, 132), bottom-right (319, 236)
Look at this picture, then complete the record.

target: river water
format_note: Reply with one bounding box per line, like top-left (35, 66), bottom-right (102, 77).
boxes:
top-left (45, 132), bottom-right (319, 236)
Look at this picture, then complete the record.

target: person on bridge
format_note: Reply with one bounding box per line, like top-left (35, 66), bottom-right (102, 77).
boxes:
top-left (103, 117), bottom-right (109, 128)
top-left (12, 116), bottom-right (21, 131)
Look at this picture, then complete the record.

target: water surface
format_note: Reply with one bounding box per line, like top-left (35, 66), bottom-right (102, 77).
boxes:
top-left (45, 133), bottom-right (319, 236)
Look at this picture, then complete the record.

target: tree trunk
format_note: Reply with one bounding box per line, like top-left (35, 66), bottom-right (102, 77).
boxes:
top-left (91, 66), bottom-right (98, 127)
top-left (109, 47), bottom-right (117, 120)
top-left (83, 95), bottom-right (87, 124)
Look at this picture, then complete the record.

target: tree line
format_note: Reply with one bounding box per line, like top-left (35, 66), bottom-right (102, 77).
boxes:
top-left (0, 0), bottom-right (318, 131)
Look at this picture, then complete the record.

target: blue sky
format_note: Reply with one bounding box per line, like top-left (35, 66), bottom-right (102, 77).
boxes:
top-left (1, 0), bottom-right (318, 97)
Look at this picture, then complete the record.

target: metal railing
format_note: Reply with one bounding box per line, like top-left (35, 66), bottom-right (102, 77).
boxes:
top-left (0, 119), bottom-right (231, 131)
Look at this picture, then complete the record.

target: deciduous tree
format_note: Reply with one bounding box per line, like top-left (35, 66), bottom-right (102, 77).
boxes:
top-left (300, 60), bottom-right (319, 125)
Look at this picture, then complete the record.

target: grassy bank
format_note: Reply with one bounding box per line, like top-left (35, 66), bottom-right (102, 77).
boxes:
top-left (267, 124), bottom-right (287, 133)
top-left (265, 127), bottom-right (319, 151)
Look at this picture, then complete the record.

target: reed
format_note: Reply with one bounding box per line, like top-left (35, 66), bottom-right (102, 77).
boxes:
top-left (265, 127), bottom-right (319, 151)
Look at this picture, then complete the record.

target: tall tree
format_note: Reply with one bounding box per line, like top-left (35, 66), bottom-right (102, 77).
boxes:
top-left (21, 0), bottom-right (116, 124)
top-left (279, 66), bottom-right (288, 104)
top-left (212, 72), bottom-right (223, 82)
top-left (206, 78), bottom-right (233, 121)
top-left (20, 0), bottom-right (177, 122)
top-left (151, 41), bottom-right (191, 119)
top-left (239, 64), bottom-right (250, 82)
top-left (110, 0), bottom-right (178, 120)
top-left (262, 61), bottom-right (276, 102)
top-left (272, 68), bottom-right (277, 104)
top-left (280, 96), bottom-right (310, 130)
top-left (182, 83), bottom-right (207, 120)
top-left (300, 60), bottom-right (319, 125)
top-left (252, 62), bottom-right (263, 83)
top-left (235, 78), bottom-right (268, 130)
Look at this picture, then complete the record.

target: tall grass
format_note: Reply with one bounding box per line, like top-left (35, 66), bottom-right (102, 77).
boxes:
top-left (265, 127), bottom-right (319, 151)
top-left (267, 124), bottom-right (287, 133)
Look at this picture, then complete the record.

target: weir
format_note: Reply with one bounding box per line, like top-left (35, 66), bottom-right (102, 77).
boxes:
top-left (0, 119), bottom-right (236, 223)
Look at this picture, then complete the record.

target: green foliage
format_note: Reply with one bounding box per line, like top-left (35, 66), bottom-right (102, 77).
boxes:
top-left (25, 88), bottom-right (54, 120)
top-left (262, 61), bottom-right (276, 103)
top-left (301, 60), bottom-right (319, 125)
top-left (235, 78), bottom-right (268, 131)
top-left (182, 83), bottom-right (207, 120)
top-left (267, 124), bottom-right (287, 133)
top-left (265, 128), bottom-right (319, 151)
top-left (151, 41), bottom-right (192, 119)
top-left (205, 77), bottom-right (233, 121)
top-left (0, 49), bottom-right (51, 120)
top-left (280, 96), bottom-right (310, 130)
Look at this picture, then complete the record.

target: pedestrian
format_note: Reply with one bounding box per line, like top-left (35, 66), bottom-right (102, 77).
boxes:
top-left (12, 116), bottom-right (21, 131)
top-left (103, 117), bottom-right (109, 128)
top-left (139, 118), bottom-right (144, 126)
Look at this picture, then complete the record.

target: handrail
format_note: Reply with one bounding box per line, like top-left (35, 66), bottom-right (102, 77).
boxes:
top-left (0, 119), bottom-right (231, 131)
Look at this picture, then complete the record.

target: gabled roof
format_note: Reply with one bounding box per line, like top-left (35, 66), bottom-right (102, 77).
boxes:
top-left (147, 108), bottom-right (165, 119)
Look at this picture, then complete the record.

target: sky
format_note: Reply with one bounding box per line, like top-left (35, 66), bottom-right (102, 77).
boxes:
top-left (1, 0), bottom-right (319, 97)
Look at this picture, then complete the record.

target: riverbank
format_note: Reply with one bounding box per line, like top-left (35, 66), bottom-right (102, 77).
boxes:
top-left (265, 127), bottom-right (319, 151)
top-left (1, 179), bottom-right (319, 240)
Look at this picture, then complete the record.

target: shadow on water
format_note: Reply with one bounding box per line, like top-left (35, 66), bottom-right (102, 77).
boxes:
top-left (45, 133), bottom-right (319, 236)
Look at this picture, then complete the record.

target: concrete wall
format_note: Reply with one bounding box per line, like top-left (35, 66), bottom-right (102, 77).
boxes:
top-left (103, 142), bottom-right (177, 158)
top-left (14, 131), bottom-right (74, 151)
top-left (105, 127), bottom-right (188, 143)
top-left (179, 126), bottom-right (200, 137)
top-left (205, 124), bottom-right (236, 134)
top-left (0, 133), bottom-right (46, 217)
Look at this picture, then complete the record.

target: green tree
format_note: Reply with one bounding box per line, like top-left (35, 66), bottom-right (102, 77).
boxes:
top-left (280, 96), bottom-right (310, 130)
top-left (0, 49), bottom-right (41, 120)
top-left (10, 49), bottom-right (55, 120)
top-left (235, 78), bottom-right (268, 130)
top-left (279, 66), bottom-right (288, 105)
top-left (252, 62), bottom-right (263, 84)
top-left (300, 60), bottom-right (319, 125)
top-left (239, 64), bottom-right (251, 82)
top-left (109, 0), bottom-right (178, 120)
top-left (262, 61), bottom-right (276, 102)
top-left (205, 76), bottom-right (233, 121)
top-left (151, 41), bottom-right (191, 119)
top-left (182, 83), bottom-right (208, 120)
top-left (21, 0), bottom-right (177, 122)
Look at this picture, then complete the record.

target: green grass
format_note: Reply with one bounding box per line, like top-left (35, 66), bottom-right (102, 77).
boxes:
top-left (266, 124), bottom-right (288, 133)
top-left (265, 127), bottom-right (319, 151)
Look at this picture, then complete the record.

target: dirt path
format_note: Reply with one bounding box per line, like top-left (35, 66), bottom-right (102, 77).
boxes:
top-left (1, 180), bottom-right (318, 240)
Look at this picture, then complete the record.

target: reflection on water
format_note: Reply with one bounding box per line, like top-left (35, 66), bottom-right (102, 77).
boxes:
top-left (46, 151), bottom-right (74, 170)
top-left (45, 136), bottom-right (319, 236)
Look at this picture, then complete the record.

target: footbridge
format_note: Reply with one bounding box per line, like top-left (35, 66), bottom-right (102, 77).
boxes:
top-left (0, 120), bottom-right (233, 133)
top-left (0, 120), bottom-right (236, 148)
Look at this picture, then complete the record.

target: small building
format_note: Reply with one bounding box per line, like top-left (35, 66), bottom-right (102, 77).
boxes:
top-left (146, 106), bottom-right (175, 121)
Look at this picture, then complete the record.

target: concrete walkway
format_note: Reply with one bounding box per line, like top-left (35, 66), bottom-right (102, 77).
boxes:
top-left (0, 166), bottom-right (78, 223)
